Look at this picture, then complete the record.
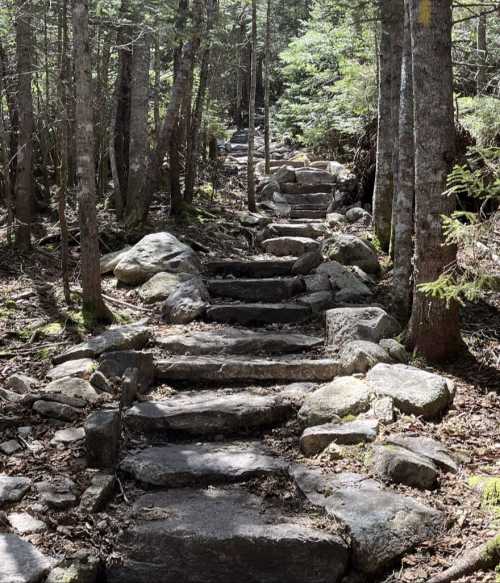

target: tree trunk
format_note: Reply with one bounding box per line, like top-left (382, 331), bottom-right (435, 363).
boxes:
top-left (392, 0), bottom-right (414, 322)
top-left (373, 0), bottom-right (403, 252)
top-left (72, 0), bottom-right (111, 324)
top-left (406, 0), bottom-right (461, 361)
top-left (125, 29), bottom-right (151, 226)
top-left (14, 0), bottom-right (34, 251)
top-left (246, 0), bottom-right (257, 213)
top-left (264, 0), bottom-right (271, 175)
top-left (476, 14), bottom-right (487, 95)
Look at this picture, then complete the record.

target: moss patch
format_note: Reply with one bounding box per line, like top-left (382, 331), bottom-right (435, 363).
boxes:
top-left (469, 475), bottom-right (500, 515)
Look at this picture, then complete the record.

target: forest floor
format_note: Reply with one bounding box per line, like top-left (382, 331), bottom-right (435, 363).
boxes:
top-left (0, 171), bottom-right (499, 582)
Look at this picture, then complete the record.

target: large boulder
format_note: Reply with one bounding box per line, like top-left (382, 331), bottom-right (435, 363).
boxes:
top-left (162, 277), bottom-right (209, 324)
top-left (366, 364), bottom-right (453, 419)
top-left (298, 376), bottom-right (372, 426)
top-left (295, 168), bottom-right (335, 187)
top-left (114, 232), bottom-right (201, 285)
top-left (322, 234), bottom-right (380, 274)
top-left (326, 306), bottom-right (401, 348)
top-left (138, 272), bottom-right (194, 304)
top-left (317, 261), bottom-right (372, 303)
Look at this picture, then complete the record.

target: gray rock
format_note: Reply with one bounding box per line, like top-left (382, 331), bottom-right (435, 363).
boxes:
top-left (326, 306), bottom-right (401, 347)
top-left (370, 396), bottom-right (395, 422)
top-left (379, 338), bottom-right (410, 363)
top-left (384, 434), bottom-right (458, 473)
top-left (124, 389), bottom-right (295, 436)
top-left (326, 212), bottom-right (347, 227)
top-left (327, 161), bottom-right (358, 191)
top-left (98, 351), bottom-right (154, 393)
top-left (120, 368), bottom-right (139, 407)
top-left (351, 265), bottom-right (377, 286)
top-left (155, 327), bottom-right (322, 356)
top-left (46, 358), bottom-right (96, 381)
top-left (291, 250), bottom-right (323, 275)
top-left (371, 444), bottom-right (439, 490)
top-left (114, 232), bottom-right (201, 285)
top-left (297, 291), bottom-right (336, 313)
top-left (33, 400), bottom-right (81, 421)
top-left (298, 376), bottom-right (372, 426)
top-left (54, 323), bottom-right (151, 364)
top-left (237, 211), bottom-right (270, 227)
top-left (345, 207), bottom-right (371, 224)
top-left (267, 222), bottom-right (326, 239)
top-left (155, 356), bottom-right (339, 383)
top-left (273, 165), bottom-right (297, 184)
top-left (121, 442), bottom-right (287, 487)
top-left (339, 340), bottom-right (392, 374)
top-left (79, 472), bottom-right (115, 513)
top-left (317, 261), bottom-right (372, 303)
top-left (257, 178), bottom-right (280, 200)
top-left (50, 427), bottom-right (86, 447)
top-left (0, 387), bottom-right (24, 403)
top-left (366, 364), bottom-right (453, 419)
top-left (5, 373), bottom-right (37, 394)
top-left (36, 478), bottom-right (78, 509)
top-left (89, 371), bottom-right (112, 393)
top-left (207, 277), bottom-right (304, 302)
top-left (35, 391), bottom-right (87, 408)
top-left (295, 168), bottom-right (335, 186)
top-left (0, 439), bottom-right (22, 455)
top-left (162, 277), bottom-right (209, 324)
top-left (107, 488), bottom-right (348, 583)
top-left (262, 236), bottom-right (320, 257)
top-left (0, 533), bottom-right (53, 583)
top-left (300, 419), bottom-right (379, 456)
top-left (322, 234), bottom-right (380, 273)
top-left (7, 512), bottom-right (47, 534)
top-left (303, 272), bottom-right (331, 293)
top-left (42, 377), bottom-right (99, 404)
top-left (138, 272), bottom-right (194, 304)
top-left (85, 408), bottom-right (121, 469)
top-left (100, 246), bottom-right (131, 274)
top-left (0, 475), bottom-right (31, 506)
top-left (206, 303), bottom-right (311, 325)
top-left (291, 466), bottom-right (443, 573)
top-left (205, 259), bottom-right (295, 278)
top-left (46, 553), bottom-right (100, 583)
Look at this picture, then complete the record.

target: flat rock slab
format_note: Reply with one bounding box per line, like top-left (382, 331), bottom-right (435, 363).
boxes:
top-left (155, 327), bottom-right (322, 356)
top-left (291, 466), bottom-right (443, 574)
top-left (155, 356), bottom-right (339, 382)
top-left (205, 259), bottom-right (295, 278)
top-left (42, 377), bottom-right (99, 404)
top-left (0, 533), bottom-right (53, 583)
top-left (266, 222), bottom-right (326, 239)
top-left (107, 488), bottom-right (348, 583)
top-left (8, 512), bottom-right (47, 534)
top-left (125, 389), bottom-right (296, 435)
top-left (0, 475), bottom-right (31, 507)
top-left (207, 277), bottom-right (304, 302)
top-left (366, 363), bottom-right (453, 419)
top-left (120, 442), bottom-right (287, 487)
top-left (371, 444), bottom-right (438, 490)
top-left (262, 236), bottom-right (320, 257)
top-left (385, 434), bottom-right (458, 473)
top-left (46, 358), bottom-right (96, 381)
top-left (54, 323), bottom-right (151, 364)
top-left (300, 419), bottom-right (379, 456)
top-left (206, 303), bottom-right (311, 325)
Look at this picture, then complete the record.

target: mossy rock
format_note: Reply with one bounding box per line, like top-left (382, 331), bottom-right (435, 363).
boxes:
top-left (469, 475), bottom-right (500, 514)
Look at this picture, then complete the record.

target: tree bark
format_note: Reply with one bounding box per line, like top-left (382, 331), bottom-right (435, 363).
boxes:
top-left (392, 0), bottom-right (414, 322)
top-left (246, 0), bottom-right (257, 213)
top-left (264, 0), bottom-right (271, 175)
top-left (72, 0), bottom-right (111, 323)
top-left (476, 14), bottom-right (487, 95)
top-left (373, 0), bottom-right (403, 252)
top-left (406, 0), bottom-right (462, 361)
top-left (14, 0), bottom-right (34, 251)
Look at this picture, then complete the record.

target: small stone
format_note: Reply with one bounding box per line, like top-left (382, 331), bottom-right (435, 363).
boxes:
top-left (300, 419), bottom-right (379, 456)
top-left (121, 368), bottom-right (139, 407)
top-left (326, 212), bottom-right (347, 227)
top-left (372, 444), bottom-right (439, 490)
top-left (339, 340), bottom-right (392, 374)
top-left (43, 377), bottom-right (99, 404)
top-left (0, 439), bottom-right (22, 455)
top-left (370, 396), bottom-right (394, 422)
top-left (0, 475), bottom-right (31, 506)
top-left (46, 358), bottom-right (97, 381)
top-left (0, 387), bottom-right (24, 402)
top-left (46, 552), bottom-right (100, 583)
top-left (79, 472), bottom-right (115, 513)
top-left (5, 373), bottom-right (37, 394)
top-left (345, 207), bottom-right (371, 224)
top-left (17, 426), bottom-right (33, 436)
top-left (8, 512), bottom-right (47, 534)
top-left (385, 434), bottom-right (458, 473)
top-left (85, 408), bottom-right (121, 469)
top-left (33, 400), bottom-right (81, 422)
top-left (50, 427), bottom-right (86, 447)
top-left (291, 250), bottom-right (323, 275)
top-left (36, 478), bottom-right (79, 509)
top-left (89, 370), bottom-right (112, 393)
top-left (379, 338), bottom-right (409, 363)
top-left (138, 271), bottom-right (195, 304)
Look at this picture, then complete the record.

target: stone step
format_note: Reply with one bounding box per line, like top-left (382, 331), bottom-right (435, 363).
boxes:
top-left (108, 487), bottom-right (348, 583)
top-left (124, 386), bottom-right (313, 435)
top-left (155, 327), bottom-right (323, 355)
top-left (266, 222), bottom-right (326, 239)
top-left (289, 202), bottom-right (330, 211)
top-left (281, 182), bottom-right (331, 195)
top-left (155, 356), bottom-right (339, 382)
top-left (261, 236), bottom-right (320, 257)
top-left (290, 209), bottom-right (327, 220)
top-left (276, 192), bottom-right (332, 206)
top-left (207, 277), bottom-right (305, 302)
top-left (205, 259), bottom-right (295, 278)
top-left (206, 303), bottom-right (311, 325)
top-left (120, 442), bottom-right (286, 487)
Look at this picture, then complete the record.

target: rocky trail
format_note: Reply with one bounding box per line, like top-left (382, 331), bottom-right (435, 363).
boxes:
top-left (0, 129), bottom-right (498, 583)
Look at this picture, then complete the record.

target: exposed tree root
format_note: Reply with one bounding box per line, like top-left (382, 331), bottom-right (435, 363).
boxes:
top-left (427, 533), bottom-right (500, 583)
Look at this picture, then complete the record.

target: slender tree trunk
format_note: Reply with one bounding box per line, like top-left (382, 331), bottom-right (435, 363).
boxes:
top-left (392, 0), bottom-right (414, 322)
top-left (246, 0), bottom-right (257, 213)
top-left (0, 78), bottom-right (13, 244)
top-left (373, 0), bottom-right (403, 252)
top-left (153, 30), bottom-right (161, 141)
top-left (264, 0), bottom-right (271, 175)
top-left (125, 30), bottom-right (151, 226)
top-left (14, 0), bottom-right (34, 251)
top-left (476, 14), bottom-right (487, 95)
top-left (73, 0), bottom-right (111, 323)
top-left (406, 0), bottom-right (461, 361)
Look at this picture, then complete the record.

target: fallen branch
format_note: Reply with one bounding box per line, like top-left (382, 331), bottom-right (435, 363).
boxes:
top-left (427, 533), bottom-right (500, 583)
top-left (101, 294), bottom-right (153, 314)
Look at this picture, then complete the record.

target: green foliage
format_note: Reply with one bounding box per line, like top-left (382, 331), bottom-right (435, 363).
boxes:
top-left (458, 96), bottom-right (500, 147)
top-left (419, 146), bottom-right (500, 306)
